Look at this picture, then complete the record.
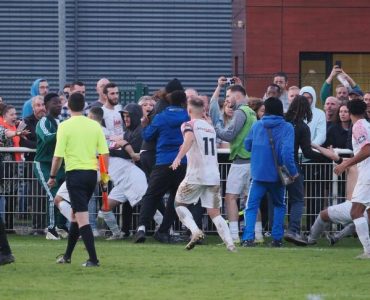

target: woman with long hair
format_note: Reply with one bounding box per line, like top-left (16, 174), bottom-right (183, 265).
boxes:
top-left (324, 103), bottom-right (351, 149)
top-left (248, 97), bottom-right (265, 120)
top-left (284, 95), bottom-right (339, 245)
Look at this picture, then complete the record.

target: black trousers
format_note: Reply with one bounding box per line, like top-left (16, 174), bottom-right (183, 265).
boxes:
top-left (138, 164), bottom-right (186, 233)
top-left (139, 150), bottom-right (166, 215)
top-left (0, 215), bottom-right (11, 255)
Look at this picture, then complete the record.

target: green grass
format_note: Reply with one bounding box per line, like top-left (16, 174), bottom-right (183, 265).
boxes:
top-left (1, 235), bottom-right (370, 300)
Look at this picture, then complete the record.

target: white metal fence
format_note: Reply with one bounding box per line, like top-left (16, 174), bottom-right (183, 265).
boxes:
top-left (0, 148), bottom-right (351, 234)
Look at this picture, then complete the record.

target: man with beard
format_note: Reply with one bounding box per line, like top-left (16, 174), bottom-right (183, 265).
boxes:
top-left (20, 96), bottom-right (47, 233)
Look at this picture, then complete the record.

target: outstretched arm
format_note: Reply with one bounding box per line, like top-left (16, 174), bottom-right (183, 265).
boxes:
top-left (334, 144), bottom-right (370, 175)
top-left (170, 131), bottom-right (194, 170)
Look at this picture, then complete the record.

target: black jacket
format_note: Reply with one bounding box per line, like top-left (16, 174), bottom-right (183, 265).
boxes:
top-left (20, 114), bottom-right (39, 161)
top-left (292, 120), bottom-right (328, 164)
top-left (323, 123), bottom-right (351, 149)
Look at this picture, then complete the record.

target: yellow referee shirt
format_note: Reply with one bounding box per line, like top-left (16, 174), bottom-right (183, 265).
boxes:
top-left (54, 116), bottom-right (109, 171)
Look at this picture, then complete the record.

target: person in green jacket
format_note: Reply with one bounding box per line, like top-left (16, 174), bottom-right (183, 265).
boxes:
top-left (34, 93), bottom-right (68, 240)
top-left (320, 64), bottom-right (363, 105)
top-left (210, 79), bottom-right (257, 243)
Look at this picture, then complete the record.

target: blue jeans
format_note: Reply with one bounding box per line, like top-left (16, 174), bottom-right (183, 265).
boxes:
top-left (242, 180), bottom-right (286, 241)
top-left (286, 171), bottom-right (304, 234)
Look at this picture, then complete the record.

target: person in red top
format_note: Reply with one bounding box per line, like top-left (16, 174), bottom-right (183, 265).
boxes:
top-left (0, 105), bottom-right (29, 227)
top-left (0, 105), bottom-right (29, 161)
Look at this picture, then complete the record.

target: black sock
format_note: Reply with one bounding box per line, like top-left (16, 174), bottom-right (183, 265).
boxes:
top-left (0, 216), bottom-right (11, 255)
top-left (79, 224), bottom-right (98, 263)
top-left (65, 222), bottom-right (79, 259)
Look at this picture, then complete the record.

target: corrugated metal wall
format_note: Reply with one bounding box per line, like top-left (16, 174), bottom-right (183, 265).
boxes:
top-left (0, 0), bottom-right (232, 111)
top-left (0, 0), bottom-right (60, 110)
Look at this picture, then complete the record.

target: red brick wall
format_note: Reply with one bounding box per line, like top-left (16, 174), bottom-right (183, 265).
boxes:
top-left (245, 0), bottom-right (370, 97)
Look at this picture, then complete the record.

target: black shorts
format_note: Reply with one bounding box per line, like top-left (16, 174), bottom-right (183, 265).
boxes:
top-left (66, 170), bottom-right (97, 213)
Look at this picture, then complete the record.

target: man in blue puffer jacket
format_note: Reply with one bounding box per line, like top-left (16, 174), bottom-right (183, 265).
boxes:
top-left (134, 89), bottom-right (189, 244)
top-left (241, 97), bottom-right (298, 247)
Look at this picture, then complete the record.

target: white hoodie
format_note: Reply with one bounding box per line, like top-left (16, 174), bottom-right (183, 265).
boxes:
top-left (299, 86), bottom-right (326, 145)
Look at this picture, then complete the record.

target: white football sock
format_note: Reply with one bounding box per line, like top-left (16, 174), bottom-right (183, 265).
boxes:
top-left (175, 205), bottom-right (199, 234)
top-left (229, 221), bottom-right (239, 238)
top-left (102, 211), bottom-right (120, 235)
top-left (153, 210), bottom-right (163, 226)
top-left (255, 221), bottom-right (263, 239)
top-left (137, 225), bottom-right (145, 232)
top-left (212, 215), bottom-right (234, 247)
top-left (353, 217), bottom-right (370, 254)
top-left (309, 215), bottom-right (327, 241)
top-left (58, 200), bottom-right (72, 222)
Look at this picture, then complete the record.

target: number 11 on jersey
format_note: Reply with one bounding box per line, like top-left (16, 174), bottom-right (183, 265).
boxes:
top-left (203, 137), bottom-right (215, 156)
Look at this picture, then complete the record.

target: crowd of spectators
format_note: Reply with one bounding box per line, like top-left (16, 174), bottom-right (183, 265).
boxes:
top-left (0, 64), bottom-right (363, 248)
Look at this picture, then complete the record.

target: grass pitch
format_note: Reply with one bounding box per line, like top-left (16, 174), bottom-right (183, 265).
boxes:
top-left (1, 235), bottom-right (370, 300)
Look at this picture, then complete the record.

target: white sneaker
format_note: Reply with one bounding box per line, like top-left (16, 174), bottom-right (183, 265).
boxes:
top-left (46, 228), bottom-right (60, 240)
top-left (227, 244), bottom-right (238, 253)
top-left (56, 227), bottom-right (69, 239)
top-left (106, 232), bottom-right (124, 240)
top-left (306, 235), bottom-right (317, 246)
top-left (355, 252), bottom-right (370, 259)
top-left (185, 230), bottom-right (204, 250)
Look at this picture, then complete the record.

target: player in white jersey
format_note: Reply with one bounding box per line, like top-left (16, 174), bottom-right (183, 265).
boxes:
top-left (305, 152), bottom-right (365, 246)
top-left (334, 99), bottom-right (370, 258)
top-left (171, 97), bottom-right (236, 252)
top-left (102, 83), bottom-right (124, 137)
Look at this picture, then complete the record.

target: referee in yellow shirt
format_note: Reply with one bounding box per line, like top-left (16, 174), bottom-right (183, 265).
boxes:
top-left (47, 92), bottom-right (109, 267)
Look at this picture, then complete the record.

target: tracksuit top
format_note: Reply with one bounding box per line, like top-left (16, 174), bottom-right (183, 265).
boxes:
top-left (35, 115), bottom-right (59, 163)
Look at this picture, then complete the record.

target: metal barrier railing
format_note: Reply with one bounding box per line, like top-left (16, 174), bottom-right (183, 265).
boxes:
top-left (0, 148), bottom-right (352, 235)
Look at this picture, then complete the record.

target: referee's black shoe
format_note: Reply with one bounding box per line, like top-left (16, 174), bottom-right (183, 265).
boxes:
top-left (0, 253), bottom-right (15, 265)
top-left (133, 230), bottom-right (146, 243)
top-left (82, 259), bottom-right (100, 267)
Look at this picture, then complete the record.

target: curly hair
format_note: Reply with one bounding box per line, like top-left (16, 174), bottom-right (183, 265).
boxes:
top-left (285, 95), bottom-right (312, 124)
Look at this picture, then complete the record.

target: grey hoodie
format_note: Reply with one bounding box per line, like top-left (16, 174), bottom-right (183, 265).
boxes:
top-left (299, 86), bottom-right (326, 145)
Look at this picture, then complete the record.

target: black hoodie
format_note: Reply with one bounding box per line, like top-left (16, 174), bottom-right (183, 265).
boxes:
top-left (109, 103), bottom-right (143, 159)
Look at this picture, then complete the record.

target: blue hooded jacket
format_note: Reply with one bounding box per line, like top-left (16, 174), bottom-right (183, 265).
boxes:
top-left (142, 106), bottom-right (189, 165)
top-left (22, 78), bottom-right (45, 119)
top-left (245, 115), bottom-right (297, 182)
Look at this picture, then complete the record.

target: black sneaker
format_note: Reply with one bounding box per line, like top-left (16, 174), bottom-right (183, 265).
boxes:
top-left (82, 259), bottom-right (100, 267)
top-left (56, 254), bottom-right (71, 264)
top-left (241, 240), bottom-right (255, 247)
top-left (271, 239), bottom-right (283, 248)
top-left (153, 231), bottom-right (170, 243)
top-left (133, 230), bottom-right (146, 243)
top-left (46, 227), bottom-right (60, 240)
top-left (0, 253), bottom-right (15, 265)
top-left (284, 231), bottom-right (307, 246)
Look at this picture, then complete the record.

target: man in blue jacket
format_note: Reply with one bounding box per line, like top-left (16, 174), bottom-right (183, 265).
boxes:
top-left (134, 89), bottom-right (189, 244)
top-left (241, 97), bottom-right (298, 247)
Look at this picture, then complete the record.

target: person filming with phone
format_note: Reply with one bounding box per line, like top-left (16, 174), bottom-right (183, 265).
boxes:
top-left (320, 61), bottom-right (364, 105)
